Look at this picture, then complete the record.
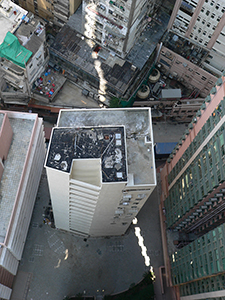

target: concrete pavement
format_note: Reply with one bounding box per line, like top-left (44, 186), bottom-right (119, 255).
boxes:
top-left (11, 168), bottom-right (166, 300)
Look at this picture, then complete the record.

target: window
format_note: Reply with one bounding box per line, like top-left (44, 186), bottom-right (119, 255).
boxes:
top-left (211, 13), bottom-right (215, 19)
top-left (203, 31), bottom-right (207, 35)
top-left (206, 10), bottom-right (210, 16)
top-left (207, 23), bottom-right (211, 27)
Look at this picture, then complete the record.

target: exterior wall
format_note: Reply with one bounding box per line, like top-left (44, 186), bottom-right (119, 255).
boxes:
top-left (53, 0), bottom-right (81, 27)
top-left (70, 0), bottom-right (82, 15)
top-left (0, 247), bottom-right (18, 277)
top-left (0, 112), bottom-right (45, 300)
top-left (0, 114), bottom-right (13, 163)
top-left (46, 167), bottom-right (70, 231)
top-left (26, 43), bottom-right (45, 83)
top-left (160, 75), bottom-right (225, 298)
top-left (6, 118), bottom-right (45, 260)
top-left (0, 284), bottom-right (11, 300)
top-left (157, 45), bottom-right (217, 97)
top-left (82, 0), bottom-right (153, 58)
top-left (172, 224), bottom-right (225, 298)
top-left (19, 0), bottom-right (53, 20)
top-left (89, 181), bottom-right (127, 236)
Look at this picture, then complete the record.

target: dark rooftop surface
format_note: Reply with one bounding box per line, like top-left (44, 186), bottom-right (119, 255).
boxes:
top-left (163, 31), bottom-right (209, 65)
top-left (68, 5), bottom-right (170, 70)
top-left (127, 10), bottom-right (170, 69)
top-left (46, 126), bottom-right (127, 183)
top-left (50, 25), bottom-right (137, 95)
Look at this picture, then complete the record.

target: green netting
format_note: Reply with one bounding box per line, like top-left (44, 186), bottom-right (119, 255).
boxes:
top-left (0, 31), bottom-right (32, 68)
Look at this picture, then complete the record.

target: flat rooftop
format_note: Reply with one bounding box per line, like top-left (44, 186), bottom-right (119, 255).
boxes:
top-left (56, 108), bottom-right (156, 186)
top-left (50, 25), bottom-right (138, 96)
top-left (46, 126), bottom-right (127, 183)
top-left (0, 0), bottom-right (27, 44)
top-left (0, 112), bottom-right (35, 242)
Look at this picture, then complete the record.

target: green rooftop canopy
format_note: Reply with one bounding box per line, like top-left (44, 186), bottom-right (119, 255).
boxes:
top-left (0, 31), bottom-right (32, 68)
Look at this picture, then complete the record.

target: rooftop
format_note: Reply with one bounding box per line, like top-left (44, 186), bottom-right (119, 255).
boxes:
top-left (0, 0), bottom-right (27, 44)
top-left (0, 111), bottom-right (35, 242)
top-left (68, 5), bottom-right (170, 70)
top-left (56, 108), bottom-right (156, 186)
top-left (45, 126), bottom-right (127, 183)
top-left (50, 25), bottom-right (138, 96)
top-left (162, 30), bottom-right (209, 66)
top-left (15, 14), bottom-right (45, 54)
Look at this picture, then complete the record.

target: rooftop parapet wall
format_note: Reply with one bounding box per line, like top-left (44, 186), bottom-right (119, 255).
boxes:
top-left (0, 113), bottom-right (13, 181)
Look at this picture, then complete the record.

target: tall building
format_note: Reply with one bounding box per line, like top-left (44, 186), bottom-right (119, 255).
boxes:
top-left (45, 108), bottom-right (157, 237)
top-left (160, 74), bottom-right (225, 299)
top-left (18, 0), bottom-right (54, 21)
top-left (157, 0), bottom-right (225, 97)
top-left (18, 0), bottom-right (81, 25)
top-left (82, 0), bottom-right (160, 58)
top-left (0, 111), bottom-right (45, 300)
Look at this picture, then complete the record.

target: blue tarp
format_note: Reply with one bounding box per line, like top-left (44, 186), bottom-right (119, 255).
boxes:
top-left (155, 142), bottom-right (177, 155)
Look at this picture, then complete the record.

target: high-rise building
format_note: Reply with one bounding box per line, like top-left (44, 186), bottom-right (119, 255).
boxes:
top-left (157, 0), bottom-right (225, 97)
top-left (0, 110), bottom-right (45, 300)
top-left (160, 74), bottom-right (225, 299)
top-left (82, 0), bottom-right (160, 58)
top-left (18, 0), bottom-right (81, 25)
top-left (45, 108), bottom-right (157, 237)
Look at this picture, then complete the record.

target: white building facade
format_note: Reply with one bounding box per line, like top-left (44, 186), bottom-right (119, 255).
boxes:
top-left (82, 0), bottom-right (159, 58)
top-left (0, 111), bottom-right (45, 299)
top-left (45, 108), bottom-right (157, 237)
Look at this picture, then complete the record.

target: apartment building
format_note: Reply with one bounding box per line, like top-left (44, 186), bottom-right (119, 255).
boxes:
top-left (53, 0), bottom-right (81, 27)
top-left (45, 108), bottom-right (157, 237)
top-left (18, 0), bottom-right (54, 21)
top-left (0, 111), bottom-right (45, 299)
top-left (82, 0), bottom-right (160, 58)
top-left (157, 0), bottom-right (225, 97)
top-left (18, 0), bottom-right (81, 25)
top-left (160, 74), bottom-right (225, 299)
top-left (0, 2), bottom-right (49, 102)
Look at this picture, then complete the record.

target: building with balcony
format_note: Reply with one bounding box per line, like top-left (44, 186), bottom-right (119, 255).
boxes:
top-left (0, 110), bottom-right (45, 300)
top-left (53, 0), bottom-right (81, 27)
top-left (45, 108), bottom-right (157, 237)
top-left (0, 6), bottom-right (49, 103)
top-left (160, 74), bottom-right (225, 299)
top-left (18, 0), bottom-right (81, 25)
top-left (82, 0), bottom-right (160, 58)
top-left (157, 0), bottom-right (225, 97)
